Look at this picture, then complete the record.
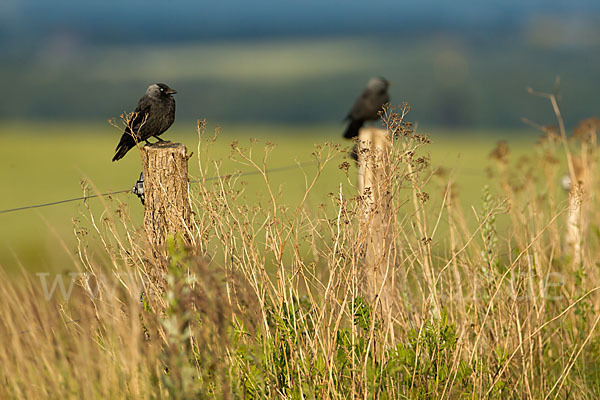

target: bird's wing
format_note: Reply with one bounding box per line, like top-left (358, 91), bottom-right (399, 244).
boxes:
top-left (124, 96), bottom-right (153, 138)
top-left (348, 91), bottom-right (371, 120)
top-left (349, 89), bottom-right (389, 121)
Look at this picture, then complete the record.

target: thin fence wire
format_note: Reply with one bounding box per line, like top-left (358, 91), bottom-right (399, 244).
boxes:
top-left (0, 157), bottom-right (486, 216)
top-left (0, 160), bottom-right (319, 215)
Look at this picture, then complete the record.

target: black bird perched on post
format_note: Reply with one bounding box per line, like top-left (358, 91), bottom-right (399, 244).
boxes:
top-left (112, 83), bottom-right (177, 162)
top-left (342, 77), bottom-right (390, 140)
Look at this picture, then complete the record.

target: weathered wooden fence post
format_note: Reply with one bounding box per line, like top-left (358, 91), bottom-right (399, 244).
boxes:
top-left (564, 155), bottom-right (588, 267)
top-left (357, 127), bottom-right (394, 316)
top-left (141, 142), bottom-right (193, 253)
top-left (565, 181), bottom-right (583, 266)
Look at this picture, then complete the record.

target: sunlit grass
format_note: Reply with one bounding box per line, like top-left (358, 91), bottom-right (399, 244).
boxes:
top-left (0, 110), bottom-right (597, 398)
top-left (0, 120), bottom-right (537, 273)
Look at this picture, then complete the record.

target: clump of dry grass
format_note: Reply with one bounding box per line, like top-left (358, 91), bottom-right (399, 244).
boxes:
top-left (1, 99), bottom-right (600, 399)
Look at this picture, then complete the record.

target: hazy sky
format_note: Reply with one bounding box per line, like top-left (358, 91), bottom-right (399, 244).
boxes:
top-left (2, 1), bottom-right (600, 127)
top-left (3, 0), bottom-right (600, 43)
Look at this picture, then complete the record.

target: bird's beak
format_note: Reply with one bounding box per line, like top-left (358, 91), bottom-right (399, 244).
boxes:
top-left (167, 89), bottom-right (177, 95)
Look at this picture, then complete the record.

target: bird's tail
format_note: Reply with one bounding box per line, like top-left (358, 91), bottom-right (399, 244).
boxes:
top-left (343, 119), bottom-right (364, 139)
top-left (112, 133), bottom-right (136, 162)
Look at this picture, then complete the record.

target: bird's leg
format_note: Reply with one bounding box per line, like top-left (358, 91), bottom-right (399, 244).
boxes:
top-left (154, 135), bottom-right (170, 143)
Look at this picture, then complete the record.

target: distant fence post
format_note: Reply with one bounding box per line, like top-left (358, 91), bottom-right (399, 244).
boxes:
top-left (565, 163), bottom-right (583, 267)
top-left (141, 142), bottom-right (193, 254)
top-left (357, 127), bottom-right (394, 317)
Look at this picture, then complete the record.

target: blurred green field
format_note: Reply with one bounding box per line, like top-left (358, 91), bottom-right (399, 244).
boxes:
top-left (0, 121), bottom-right (539, 274)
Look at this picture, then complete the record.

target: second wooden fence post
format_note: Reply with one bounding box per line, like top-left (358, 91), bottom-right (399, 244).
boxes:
top-left (357, 127), bottom-right (394, 317)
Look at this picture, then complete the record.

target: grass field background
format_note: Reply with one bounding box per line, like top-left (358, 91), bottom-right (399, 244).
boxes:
top-left (4, 117), bottom-right (599, 398)
top-left (0, 121), bottom-right (539, 274)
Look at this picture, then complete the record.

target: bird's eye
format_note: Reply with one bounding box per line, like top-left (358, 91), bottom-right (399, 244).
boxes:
top-left (160, 87), bottom-right (164, 92)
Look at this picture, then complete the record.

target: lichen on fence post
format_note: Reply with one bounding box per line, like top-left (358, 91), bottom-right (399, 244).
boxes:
top-left (357, 127), bottom-right (394, 318)
top-left (141, 142), bottom-right (194, 255)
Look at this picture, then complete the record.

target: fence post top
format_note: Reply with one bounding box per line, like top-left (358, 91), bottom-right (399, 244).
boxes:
top-left (143, 142), bottom-right (186, 151)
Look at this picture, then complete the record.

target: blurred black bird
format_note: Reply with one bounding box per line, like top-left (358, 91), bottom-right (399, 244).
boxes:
top-left (343, 77), bottom-right (390, 140)
top-left (112, 83), bottom-right (177, 162)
